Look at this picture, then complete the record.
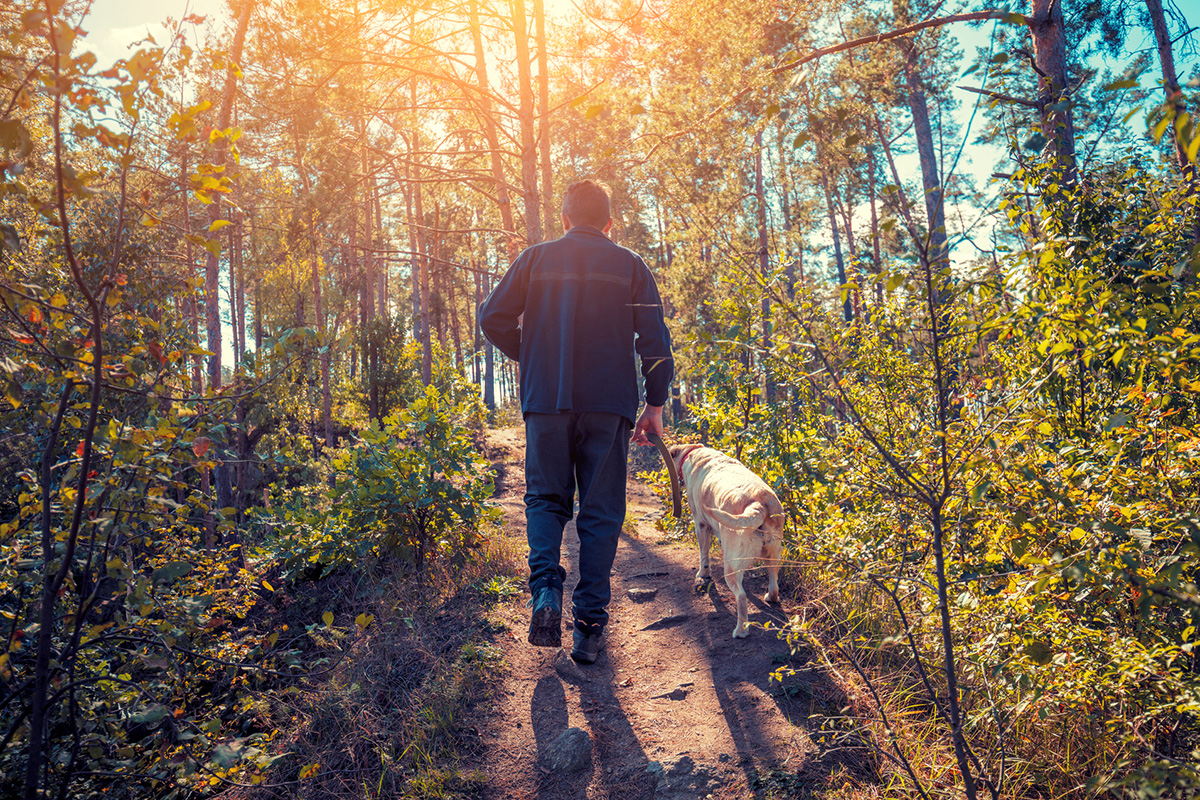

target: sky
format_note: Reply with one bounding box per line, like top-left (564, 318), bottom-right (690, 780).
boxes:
top-left (84, 0), bottom-right (227, 68)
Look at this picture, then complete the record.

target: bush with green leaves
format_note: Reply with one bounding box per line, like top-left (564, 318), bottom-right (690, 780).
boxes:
top-left (270, 382), bottom-right (497, 580)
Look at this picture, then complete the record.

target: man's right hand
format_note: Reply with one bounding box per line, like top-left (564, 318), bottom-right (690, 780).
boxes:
top-left (631, 404), bottom-right (664, 446)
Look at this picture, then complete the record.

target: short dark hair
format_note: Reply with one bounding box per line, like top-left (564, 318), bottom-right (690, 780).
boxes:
top-left (562, 180), bottom-right (612, 228)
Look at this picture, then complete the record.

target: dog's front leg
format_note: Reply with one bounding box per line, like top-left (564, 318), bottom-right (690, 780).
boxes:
top-left (694, 520), bottom-right (713, 591)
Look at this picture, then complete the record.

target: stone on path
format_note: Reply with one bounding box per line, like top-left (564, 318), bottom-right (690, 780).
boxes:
top-left (540, 727), bottom-right (592, 773)
top-left (627, 586), bottom-right (658, 602)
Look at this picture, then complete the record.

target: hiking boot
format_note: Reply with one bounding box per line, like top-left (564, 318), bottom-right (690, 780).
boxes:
top-left (570, 621), bottom-right (605, 665)
top-left (527, 585), bottom-right (562, 647)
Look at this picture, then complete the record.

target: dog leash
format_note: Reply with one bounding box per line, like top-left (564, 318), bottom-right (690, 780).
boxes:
top-left (646, 432), bottom-right (683, 519)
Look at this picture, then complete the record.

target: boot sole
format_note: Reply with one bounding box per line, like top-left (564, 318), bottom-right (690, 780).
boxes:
top-left (528, 606), bottom-right (561, 647)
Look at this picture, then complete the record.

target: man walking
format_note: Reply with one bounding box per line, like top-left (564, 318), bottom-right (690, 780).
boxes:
top-left (479, 179), bottom-right (673, 664)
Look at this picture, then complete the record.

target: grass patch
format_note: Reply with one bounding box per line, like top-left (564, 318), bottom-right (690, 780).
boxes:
top-left (225, 533), bottom-right (523, 799)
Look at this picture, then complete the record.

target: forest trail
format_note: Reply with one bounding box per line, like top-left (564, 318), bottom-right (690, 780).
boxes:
top-left (463, 427), bottom-right (873, 799)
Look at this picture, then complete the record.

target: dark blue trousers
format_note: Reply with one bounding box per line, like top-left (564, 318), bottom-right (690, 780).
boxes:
top-left (524, 412), bottom-right (630, 629)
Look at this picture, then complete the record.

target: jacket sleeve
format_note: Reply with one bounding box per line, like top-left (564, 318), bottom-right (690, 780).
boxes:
top-left (478, 252), bottom-right (529, 362)
top-left (631, 257), bottom-right (674, 407)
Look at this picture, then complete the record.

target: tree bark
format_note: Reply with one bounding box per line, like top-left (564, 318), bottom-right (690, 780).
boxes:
top-left (205, 0), bottom-right (254, 392)
top-left (534, 0), bottom-right (555, 239)
top-left (1029, 0), bottom-right (1077, 179)
top-left (512, 0), bottom-right (543, 244)
top-left (896, 34), bottom-right (950, 282)
top-left (754, 130), bottom-right (773, 402)
top-left (204, 0), bottom-right (252, 526)
top-left (1145, 0), bottom-right (1198, 247)
top-left (408, 72), bottom-right (433, 383)
top-left (470, 0), bottom-right (519, 260)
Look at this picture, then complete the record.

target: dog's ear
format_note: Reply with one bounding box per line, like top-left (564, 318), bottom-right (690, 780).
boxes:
top-left (668, 444), bottom-right (683, 458)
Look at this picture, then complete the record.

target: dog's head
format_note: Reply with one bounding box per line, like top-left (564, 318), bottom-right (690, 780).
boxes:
top-left (667, 443), bottom-right (703, 473)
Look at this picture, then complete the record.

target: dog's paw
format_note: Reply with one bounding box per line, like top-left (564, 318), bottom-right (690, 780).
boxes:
top-left (731, 625), bottom-right (749, 639)
top-left (764, 591), bottom-right (780, 605)
top-left (694, 577), bottom-right (712, 593)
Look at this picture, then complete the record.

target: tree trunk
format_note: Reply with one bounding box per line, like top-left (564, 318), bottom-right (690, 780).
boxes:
top-left (469, 0), bottom-right (519, 260)
top-left (896, 34), bottom-right (950, 281)
top-left (205, 0), bottom-right (253, 392)
top-left (1029, 0), bottom-right (1077, 180)
top-left (534, 0), bottom-right (555, 239)
top-left (361, 147), bottom-right (378, 420)
top-left (512, 0), bottom-right (542, 244)
top-left (1145, 0), bottom-right (1198, 247)
top-left (818, 153), bottom-right (851, 322)
top-left (375, 180), bottom-right (387, 317)
top-left (409, 75), bottom-right (433, 383)
top-left (204, 0), bottom-right (252, 529)
top-left (867, 148), bottom-right (883, 307)
top-left (754, 130), bottom-right (773, 402)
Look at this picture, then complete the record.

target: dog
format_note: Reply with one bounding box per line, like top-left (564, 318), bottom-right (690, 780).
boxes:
top-left (669, 444), bottom-right (784, 638)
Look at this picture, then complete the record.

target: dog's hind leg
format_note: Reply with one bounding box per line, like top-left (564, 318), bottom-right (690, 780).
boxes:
top-left (723, 549), bottom-right (754, 638)
top-left (764, 535), bottom-right (783, 605)
top-left (694, 520), bottom-right (713, 591)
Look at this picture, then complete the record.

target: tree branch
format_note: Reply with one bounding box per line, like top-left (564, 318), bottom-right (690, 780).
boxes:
top-left (771, 11), bottom-right (1025, 75)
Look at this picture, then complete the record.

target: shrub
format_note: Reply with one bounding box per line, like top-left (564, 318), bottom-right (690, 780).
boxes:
top-left (270, 383), bottom-right (498, 580)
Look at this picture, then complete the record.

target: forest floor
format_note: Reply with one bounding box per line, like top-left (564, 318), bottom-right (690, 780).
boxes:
top-left (459, 426), bottom-right (878, 800)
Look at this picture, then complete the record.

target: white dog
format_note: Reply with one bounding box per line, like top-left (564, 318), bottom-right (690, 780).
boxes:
top-left (669, 444), bottom-right (784, 638)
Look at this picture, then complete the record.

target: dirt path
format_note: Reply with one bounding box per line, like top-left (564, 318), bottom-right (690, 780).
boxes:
top-left (464, 427), bottom-right (872, 799)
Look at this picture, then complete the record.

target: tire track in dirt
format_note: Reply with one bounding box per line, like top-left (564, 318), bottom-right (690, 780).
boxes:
top-left (465, 427), bottom-right (874, 799)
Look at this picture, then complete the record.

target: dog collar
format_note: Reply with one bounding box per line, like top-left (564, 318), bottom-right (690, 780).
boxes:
top-left (677, 445), bottom-right (703, 468)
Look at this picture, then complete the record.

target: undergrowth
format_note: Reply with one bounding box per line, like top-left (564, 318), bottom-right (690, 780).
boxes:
top-left (221, 534), bottom-right (523, 799)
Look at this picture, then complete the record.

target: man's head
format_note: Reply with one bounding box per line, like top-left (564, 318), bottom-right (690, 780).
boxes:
top-left (562, 179), bottom-right (613, 232)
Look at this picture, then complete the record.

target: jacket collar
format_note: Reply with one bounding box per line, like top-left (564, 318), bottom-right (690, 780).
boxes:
top-left (564, 224), bottom-right (608, 239)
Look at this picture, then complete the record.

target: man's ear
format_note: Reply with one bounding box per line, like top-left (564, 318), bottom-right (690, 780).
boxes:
top-left (561, 213), bottom-right (572, 232)
top-left (602, 217), bottom-right (614, 234)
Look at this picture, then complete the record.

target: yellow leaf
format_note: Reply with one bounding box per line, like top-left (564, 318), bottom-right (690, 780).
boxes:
top-left (209, 219), bottom-right (232, 233)
top-left (322, 611), bottom-right (333, 626)
top-left (1037, 422), bottom-right (1053, 436)
top-left (355, 613), bottom-right (374, 631)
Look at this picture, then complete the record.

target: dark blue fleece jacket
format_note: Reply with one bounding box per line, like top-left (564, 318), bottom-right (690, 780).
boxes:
top-left (478, 225), bottom-right (674, 423)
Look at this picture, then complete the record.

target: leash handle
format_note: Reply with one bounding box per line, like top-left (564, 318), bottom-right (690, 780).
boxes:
top-left (646, 432), bottom-right (683, 519)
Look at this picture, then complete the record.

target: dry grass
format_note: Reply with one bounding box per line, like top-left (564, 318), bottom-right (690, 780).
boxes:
top-left (220, 531), bottom-right (524, 799)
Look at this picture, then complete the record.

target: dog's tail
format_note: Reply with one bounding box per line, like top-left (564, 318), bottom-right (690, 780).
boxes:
top-left (705, 502), bottom-right (769, 530)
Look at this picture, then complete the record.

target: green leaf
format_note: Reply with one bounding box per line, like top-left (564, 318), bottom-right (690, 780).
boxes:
top-left (1104, 412), bottom-right (1129, 431)
top-left (0, 119), bottom-right (33, 158)
top-left (1023, 640), bottom-right (1052, 665)
top-left (211, 741), bottom-right (246, 768)
top-left (1187, 132), bottom-right (1200, 164)
top-left (4, 380), bottom-right (21, 410)
top-left (127, 705), bottom-right (170, 726)
top-left (153, 561), bottom-right (192, 584)
top-left (1102, 79), bottom-right (1138, 92)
